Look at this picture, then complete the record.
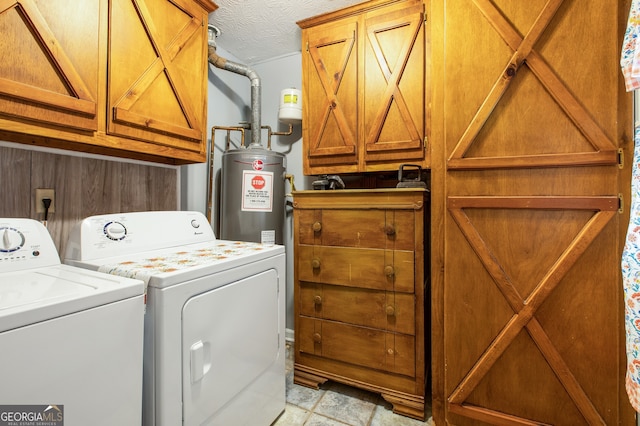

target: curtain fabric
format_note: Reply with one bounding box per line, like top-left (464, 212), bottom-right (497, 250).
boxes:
top-left (622, 0), bottom-right (640, 411)
top-left (622, 0), bottom-right (640, 91)
top-left (622, 126), bottom-right (640, 411)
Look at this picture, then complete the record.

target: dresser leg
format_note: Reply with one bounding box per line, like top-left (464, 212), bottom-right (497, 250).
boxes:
top-left (293, 365), bottom-right (329, 389)
top-left (380, 392), bottom-right (426, 421)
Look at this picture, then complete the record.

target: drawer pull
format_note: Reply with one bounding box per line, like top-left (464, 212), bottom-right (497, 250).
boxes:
top-left (312, 221), bottom-right (322, 232)
top-left (313, 333), bottom-right (322, 343)
top-left (387, 348), bottom-right (394, 355)
top-left (385, 305), bottom-right (396, 316)
top-left (313, 295), bottom-right (322, 305)
top-left (384, 265), bottom-right (395, 277)
top-left (384, 225), bottom-right (396, 236)
top-left (312, 258), bottom-right (321, 269)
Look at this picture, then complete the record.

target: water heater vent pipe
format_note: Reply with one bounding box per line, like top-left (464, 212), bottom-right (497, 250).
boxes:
top-left (207, 24), bottom-right (262, 148)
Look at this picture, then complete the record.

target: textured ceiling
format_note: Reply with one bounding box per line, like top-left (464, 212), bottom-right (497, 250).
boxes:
top-left (209, 0), bottom-right (364, 64)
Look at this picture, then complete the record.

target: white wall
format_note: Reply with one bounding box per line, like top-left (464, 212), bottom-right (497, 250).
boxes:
top-left (181, 48), bottom-right (313, 332)
top-left (181, 46), bottom-right (250, 219)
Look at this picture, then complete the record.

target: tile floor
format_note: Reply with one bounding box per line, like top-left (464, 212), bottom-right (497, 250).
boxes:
top-left (273, 343), bottom-right (433, 426)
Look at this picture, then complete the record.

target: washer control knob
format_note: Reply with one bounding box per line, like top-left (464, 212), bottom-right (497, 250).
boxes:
top-left (191, 219), bottom-right (200, 229)
top-left (104, 221), bottom-right (127, 241)
top-left (0, 227), bottom-right (25, 253)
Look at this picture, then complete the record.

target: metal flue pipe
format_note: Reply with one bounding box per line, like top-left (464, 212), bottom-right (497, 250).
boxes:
top-left (207, 25), bottom-right (262, 148)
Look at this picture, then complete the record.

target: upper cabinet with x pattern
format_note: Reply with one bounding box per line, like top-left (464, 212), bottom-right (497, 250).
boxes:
top-left (108, 0), bottom-right (211, 154)
top-left (0, 0), bottom-right (217, 164)
top-left (298, 0), bottom-right (427, 175)
top-left (0, 1), bottom-right (101, 132)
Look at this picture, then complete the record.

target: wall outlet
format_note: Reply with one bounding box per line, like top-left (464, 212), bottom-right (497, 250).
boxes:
top-left (35, 188), bottom-right (55, 213)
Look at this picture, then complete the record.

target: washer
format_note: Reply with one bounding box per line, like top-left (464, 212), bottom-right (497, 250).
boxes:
top-left (64, 211), bottom-right (286, 426)
top-left (0, 218), bottom-right (145, 426)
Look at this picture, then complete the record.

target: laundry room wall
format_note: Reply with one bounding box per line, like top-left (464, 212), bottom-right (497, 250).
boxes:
top-left (182, 48), bottom-right (313, 336)
top-left (181, 46), bottom-right (250, 227)
top-left (0, 142), bottom-right (179, 257)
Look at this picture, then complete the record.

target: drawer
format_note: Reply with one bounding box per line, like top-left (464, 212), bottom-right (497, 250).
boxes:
top-left (299, 283), bottom-right (415, 335)
top-left (297, 245), bottom-right (415, 293)
top-left (298, 316), bottom-right (415, 377)
top-left (297, 208), bottom-right (416, 250)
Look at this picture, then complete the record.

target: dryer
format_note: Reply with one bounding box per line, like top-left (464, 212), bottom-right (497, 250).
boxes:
top-left (64, 211), bottom-right (286, 426)
top-left (0, 218), bottom-right (144, 426)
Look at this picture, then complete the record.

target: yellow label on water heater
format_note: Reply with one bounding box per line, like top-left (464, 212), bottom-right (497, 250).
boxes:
top-left (283, 94), bottom-right (298, 104)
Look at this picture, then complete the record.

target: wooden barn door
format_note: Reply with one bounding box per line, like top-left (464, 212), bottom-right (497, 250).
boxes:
top-left (430, 0), bottom-right (635, 424)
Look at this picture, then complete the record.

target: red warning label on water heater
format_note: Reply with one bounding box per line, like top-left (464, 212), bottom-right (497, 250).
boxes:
top-left (252, 159), bottom-right (264, 170)
top-left (242, 170), bottom-right (273, 212)
top-left (251, 175), bottom-right (265, 189)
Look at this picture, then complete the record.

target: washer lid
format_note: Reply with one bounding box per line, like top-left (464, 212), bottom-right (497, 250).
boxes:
top-left (0, 264), bottom-right (144, 333)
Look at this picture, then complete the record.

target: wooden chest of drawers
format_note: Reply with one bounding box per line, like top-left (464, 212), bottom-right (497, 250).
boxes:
top-left (292, 189), bottom-right (428, 420)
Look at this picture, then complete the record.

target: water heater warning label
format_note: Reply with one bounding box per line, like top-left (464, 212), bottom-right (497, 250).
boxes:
top-left (242, 170), bottom-right (273, 212)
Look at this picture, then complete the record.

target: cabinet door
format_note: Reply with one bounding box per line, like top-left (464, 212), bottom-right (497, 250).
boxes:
top-left (363, 1), bottom-right (426, 168)
top-left (108, 0), bottom-right (207, 155)
top-left (302, 17), bottom-right (359, 174)
top-left (0, 0), bottom-right (99, 131)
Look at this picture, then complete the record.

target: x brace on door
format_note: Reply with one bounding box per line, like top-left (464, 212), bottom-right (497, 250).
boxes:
top-left (308, 31), bottom-right (357, 156)
top-left (447, 195), bottom-right (619, 425)
top-left (448, 0), bottom-right (618, 170)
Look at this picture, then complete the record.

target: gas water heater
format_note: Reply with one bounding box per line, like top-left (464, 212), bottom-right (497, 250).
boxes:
top-left (218, 89), bottom-right (301, 245)
top-left (219, 147), bottom-right (286, 245)
top-left (208, 25), bottom-right (301, 245)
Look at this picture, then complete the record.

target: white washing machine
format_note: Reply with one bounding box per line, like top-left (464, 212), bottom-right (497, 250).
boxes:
top-left (0, 218), bottom-right (145, 426)
top-left (64, 211), bottom-right (286, 426)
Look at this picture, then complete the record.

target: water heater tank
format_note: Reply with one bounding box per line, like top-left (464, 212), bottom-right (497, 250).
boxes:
top-left (219, 147), bottom-right (286, 245)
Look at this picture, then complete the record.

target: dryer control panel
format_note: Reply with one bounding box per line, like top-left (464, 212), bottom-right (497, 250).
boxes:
top-left (0, 219), bottom-right (60, 272)
top-left (65, 211), bottom-right (216, 261)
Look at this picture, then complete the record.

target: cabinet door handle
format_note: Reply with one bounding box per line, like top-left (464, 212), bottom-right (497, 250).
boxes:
top-left (387, 348), bottom-right (395, 355)
top-left (384, 225), bottom-right (396, 236)
top-left (313, 295), bottom-right (322, 305)
top-left (384, 265), bottom-right (395, 277)
top-left (385, 305), bottom-right (396, 316)
top-left (312, 221), bottom-right (322, 232)
top-left (313, 332), bottom-right (322, 343)
top-left (312, 258), bottom-right (321, 269)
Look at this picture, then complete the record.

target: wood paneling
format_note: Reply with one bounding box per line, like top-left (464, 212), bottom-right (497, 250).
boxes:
top-left (0, 145), bottom-right (178, 256)
top-left (0, 147), bottom-right (31, 217)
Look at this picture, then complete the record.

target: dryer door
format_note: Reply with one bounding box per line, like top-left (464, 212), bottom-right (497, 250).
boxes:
top-left (181, 268), bottom-right (284, 425)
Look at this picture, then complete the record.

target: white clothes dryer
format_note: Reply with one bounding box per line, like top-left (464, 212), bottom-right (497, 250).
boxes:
top-left (0, 218), bottom-right (145, 426)
top-left (64, 211), bottom-right (286, 426)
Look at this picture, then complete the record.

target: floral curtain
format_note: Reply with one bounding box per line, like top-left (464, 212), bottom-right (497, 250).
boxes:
top-left (621, 0), bottom-right (640, 411)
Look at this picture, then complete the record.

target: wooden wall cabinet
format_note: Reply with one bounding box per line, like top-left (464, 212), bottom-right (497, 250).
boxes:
top-left (0, 0), bottom-right (217, 165)
top-left (292, 189), bottom-right (428, 420)
top-left (297, 0), bottom-right (428, 175)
